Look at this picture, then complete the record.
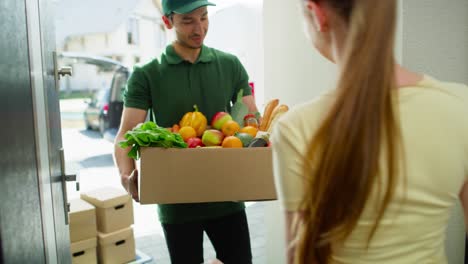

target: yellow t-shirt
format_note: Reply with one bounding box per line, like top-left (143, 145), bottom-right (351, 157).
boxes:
top-left (272, 76), bottom-right (468, 263)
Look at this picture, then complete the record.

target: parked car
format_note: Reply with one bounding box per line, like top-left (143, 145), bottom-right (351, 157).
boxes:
top-left (84, 67), bottom-right (130, 137)
top-left (84, 87), bottom-right (110, 134)
top-left (57, 52), bottom-right (129, 139)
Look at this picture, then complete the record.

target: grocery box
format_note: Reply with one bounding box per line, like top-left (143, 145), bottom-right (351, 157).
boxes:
top-left (80, 187), bottom-right (134, 233)
top-left (98, 227), bottom-right (136, 264)
top-left (70, 237), bottom-right (97, 264)
top-left (138, 147), bottom-right (277, 204)
top-left (69, 198), bottom-right (97, 242)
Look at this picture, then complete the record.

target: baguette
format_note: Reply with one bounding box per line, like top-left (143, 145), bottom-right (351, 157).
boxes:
top-left (266, 104), bottom-right (289, 132)
top-left (259, 99), bottom-right (279, 131)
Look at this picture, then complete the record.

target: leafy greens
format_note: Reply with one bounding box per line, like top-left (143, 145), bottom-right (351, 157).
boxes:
top-left (119, 121), bottom-right (187, 160)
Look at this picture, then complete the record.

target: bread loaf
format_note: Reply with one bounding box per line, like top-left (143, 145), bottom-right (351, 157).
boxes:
top-left (259, 99), bottom-right (279, 131)
top-left (266, 105), bottom-right (289, 132)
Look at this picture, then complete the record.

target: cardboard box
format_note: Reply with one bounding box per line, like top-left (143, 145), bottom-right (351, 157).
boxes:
top-left (70, 237), bottom-right (97, 264)
top-left (80, 187), bottom-right (134, 233)
top-left (69, 199), bottom-right (97, 242)
top-left (98, 227), bottom-right (136, 264)
top-left (138, 147), bottom-right (277, 204)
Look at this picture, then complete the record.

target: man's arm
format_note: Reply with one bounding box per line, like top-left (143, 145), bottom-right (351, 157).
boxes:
top-left (233, 55), bottom-right (261, 121)
top-left (242, 95), bottom-right (258, 113)
top-left (113, 107), bottom-right (148, 201)
top-left (242, 95), bottom-right (262, 124)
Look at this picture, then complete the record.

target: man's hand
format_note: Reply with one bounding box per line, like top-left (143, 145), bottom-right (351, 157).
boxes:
top-left (122, 169), bottom-right (139, 202)
top-left (114, 107), bottom-right (147, 203)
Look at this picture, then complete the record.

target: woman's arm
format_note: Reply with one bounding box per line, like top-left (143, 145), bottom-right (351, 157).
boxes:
top-left (285, 211), bottom-right (304, 264)
top-left (459, 180), bottom-right (468, 233)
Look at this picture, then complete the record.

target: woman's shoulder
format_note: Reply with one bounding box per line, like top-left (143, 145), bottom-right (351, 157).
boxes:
top-left (279, 91), bottom-right (335, 125)
top-left (418, 75), bottom-right (468, 102)
top-left (274, 91), bottom-right (336, 142)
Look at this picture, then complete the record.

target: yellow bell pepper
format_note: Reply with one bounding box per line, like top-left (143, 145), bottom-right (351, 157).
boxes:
top-left (179, 105), bottom-right (207, 137)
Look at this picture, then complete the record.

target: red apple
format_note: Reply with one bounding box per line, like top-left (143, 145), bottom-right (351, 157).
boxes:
top-left (211, 112), bottom-right (232, 130)
top-left (202, 129), bottom-right (224, 146)
top-left (187, 137), bottom-right (204, 148)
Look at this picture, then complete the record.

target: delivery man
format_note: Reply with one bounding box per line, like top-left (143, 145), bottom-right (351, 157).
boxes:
top-left (113, 0), bottom-right (260, 263)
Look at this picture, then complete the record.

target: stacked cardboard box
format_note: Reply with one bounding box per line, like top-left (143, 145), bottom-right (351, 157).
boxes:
top-left (69, 199), bottom-right (98, 264)
top-left (81, 187), bottom-right (136, 264)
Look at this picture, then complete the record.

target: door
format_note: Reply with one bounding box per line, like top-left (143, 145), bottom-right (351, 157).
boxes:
top-left (0, 0), bottom-right (72, 263)
top-left (39, 0), bottom-right (74, 261)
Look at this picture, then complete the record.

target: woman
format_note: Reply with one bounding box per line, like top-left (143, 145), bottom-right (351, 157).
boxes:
top-left (272, 0), bottom-right (468, 263)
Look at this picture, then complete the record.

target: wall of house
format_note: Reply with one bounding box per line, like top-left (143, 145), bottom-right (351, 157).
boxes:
top-left (402, 0), bottom-right (468, 84)
top-left (84, 34), bottom-right (108, 52)
top-left (134, 0), bottom-right (165, 65)
top-left (60, 0), bottom-right (166, 92)
top-left (62, 0), bottom-right (164, 68)
top-left (205, 1), bottom-right (264, 106)
top-left (263, 1), bottom-right (336, 110)
top-left (263, 1), bottom-right (335, 262)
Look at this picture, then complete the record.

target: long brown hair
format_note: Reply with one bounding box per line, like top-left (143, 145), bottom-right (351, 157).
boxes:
top-left (296, 0), bottom-right (400, 263)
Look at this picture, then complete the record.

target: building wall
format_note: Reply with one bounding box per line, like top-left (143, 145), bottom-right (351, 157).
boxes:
top-left (402, 0), bottom-right (468, 84)
top-left (60, 0), bottom-right (165, 92)
top-left (263, 1), bottom-right (336, 109)
top-left (62, 0), bottom-right (164, 67)
top-left (263, 1), bottom-right (336, 262)
top-left (84, 34), bottom-right (108, 52)
top-left (134, 0), bottom-right (165, 64)
top-left (205, 1), bottom-right (264, 106)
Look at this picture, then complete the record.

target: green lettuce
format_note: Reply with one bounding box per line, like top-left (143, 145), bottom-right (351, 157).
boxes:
top-left (119, 121), bottom-right (187, 160)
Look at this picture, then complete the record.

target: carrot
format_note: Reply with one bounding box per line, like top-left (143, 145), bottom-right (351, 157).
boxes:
top-left (259, 99), bottom-right (279, 131)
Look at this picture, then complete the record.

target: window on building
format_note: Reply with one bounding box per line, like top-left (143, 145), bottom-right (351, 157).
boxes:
top-left (127, 18), bottom-right (140, 45)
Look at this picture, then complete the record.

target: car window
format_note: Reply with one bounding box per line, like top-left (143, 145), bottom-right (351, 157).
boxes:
top-left (112, 71), bottom-right (129, 102)
top-left (96, 89), bottom-right (110, 104)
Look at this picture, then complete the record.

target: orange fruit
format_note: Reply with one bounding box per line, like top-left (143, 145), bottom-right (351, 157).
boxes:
top-left (221, 120), bottom-right (240, 136)
top-left (221, 136), bottom-right (243, 148)
top-left (178, 126), bottom-right (197, 142)
top-left (239, 126), bottom-right (258, 138)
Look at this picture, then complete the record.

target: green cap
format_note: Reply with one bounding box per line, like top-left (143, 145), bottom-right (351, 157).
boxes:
top-left (162, 0), bottom-right (216, 16)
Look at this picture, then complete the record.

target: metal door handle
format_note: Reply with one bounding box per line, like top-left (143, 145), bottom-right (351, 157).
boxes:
top-left (60, 148), bottom-right (79, 191)
top-left (65, 173), bottom-right (80, 192)
top-left (53, 51), bottom-right (73, 93)
top-left (59, 148), bottom-right (79, 225)
top-left (58, 66), bottom-right (72, 78)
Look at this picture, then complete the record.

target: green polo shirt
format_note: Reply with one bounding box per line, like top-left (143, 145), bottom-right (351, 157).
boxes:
top-left (123, 44), bottom-right (252, 224)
